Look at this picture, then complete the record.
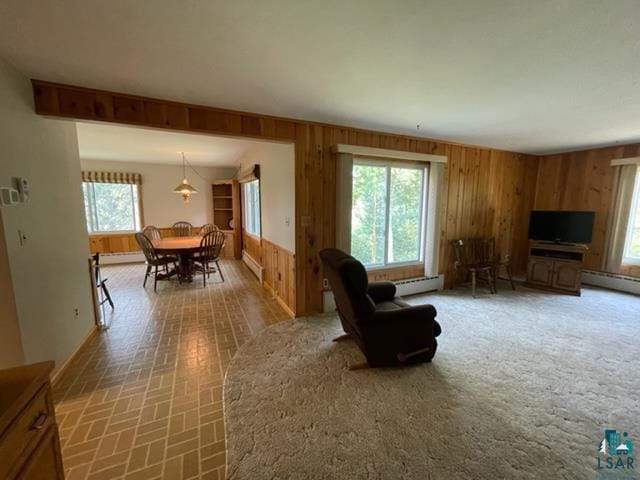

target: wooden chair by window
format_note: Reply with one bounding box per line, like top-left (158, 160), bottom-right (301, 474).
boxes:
top-left (135, 233), bottom-right (180, 292)
top-left (199, 223), bottom-right (218, 235)
top-left (451, 238), bottom-right (496, 298)
top-left (193, 230), bottom-right (225, 286)
top-left (142, 225), bottom-right (161, 241)
top-left (92, 252), bottom-right (114, 310)
top-left (171, 221), bottom-right (193, 237)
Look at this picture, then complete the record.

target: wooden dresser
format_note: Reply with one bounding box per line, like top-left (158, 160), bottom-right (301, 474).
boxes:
top-left (0, 362), bottom-right (64, 480)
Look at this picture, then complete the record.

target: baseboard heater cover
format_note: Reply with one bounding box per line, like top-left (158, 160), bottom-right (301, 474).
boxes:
top-left (582, 270), bottom-right (640, 296)
top-left (242, 251), bottom-right (264, 282)
top-left (323, 274), bottom-right (444, 313)
top-left (99, 252), bottom-right (145, 265)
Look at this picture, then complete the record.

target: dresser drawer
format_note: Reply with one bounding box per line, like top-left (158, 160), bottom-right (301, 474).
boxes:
top-left (0, 385), bottom-right (54, 479)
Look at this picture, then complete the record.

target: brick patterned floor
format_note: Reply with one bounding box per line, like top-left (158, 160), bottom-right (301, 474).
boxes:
top-left (52, 260), bottom-right (291, 480)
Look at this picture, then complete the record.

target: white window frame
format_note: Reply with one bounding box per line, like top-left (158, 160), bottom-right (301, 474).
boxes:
top-left (82, 181), bottom-right (142, 234)
top-left (622, 168), bottom-right (640, 264)
top-left (352, 158), bottom-right (427, 269)
top-left (242, 179), bottom-right (261, 237)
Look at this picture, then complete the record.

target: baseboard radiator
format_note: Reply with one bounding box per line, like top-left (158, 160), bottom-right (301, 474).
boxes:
top-left (242, 251), bottom-right (264, 282)
top-left (323, 274), bottom-right (444, 313)
top-left (582, 270), bottom-right (640, 296)
top-left (98, 252), bottom-right (145, 265)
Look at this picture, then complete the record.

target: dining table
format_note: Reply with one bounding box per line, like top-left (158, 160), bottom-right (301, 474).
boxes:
top-left (152, 235), bottom-right (203, 282)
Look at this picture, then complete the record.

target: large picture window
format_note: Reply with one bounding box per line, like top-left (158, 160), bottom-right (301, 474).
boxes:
top-left (350, 160), bottom-right (426, 267)
top-left (243, 179), bottom-right (261, 237)
top-left (623, 167), bottom-right (640, 263)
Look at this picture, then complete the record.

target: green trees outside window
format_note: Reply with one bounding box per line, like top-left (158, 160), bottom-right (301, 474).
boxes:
top-left (82, 182), bottom-right (142, 233)
top-left (351, 161), bottom-right (425, 267)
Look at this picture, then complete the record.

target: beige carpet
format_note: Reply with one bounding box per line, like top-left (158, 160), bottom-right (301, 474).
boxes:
top-left (223, 285), bottom-right (640, 479)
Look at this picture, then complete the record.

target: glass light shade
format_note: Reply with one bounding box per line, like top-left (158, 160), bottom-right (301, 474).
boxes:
top-left (174, 178), bottom-right (198, 202)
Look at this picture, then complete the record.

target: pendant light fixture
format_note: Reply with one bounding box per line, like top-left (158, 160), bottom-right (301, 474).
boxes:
top-left (173, 152), bottom-right (198, 203)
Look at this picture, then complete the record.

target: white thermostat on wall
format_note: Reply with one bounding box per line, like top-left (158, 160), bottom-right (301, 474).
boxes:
top-left (16, 177), bottom-right (29, 202)
top-left (0, 187), bottom-right (20, 206)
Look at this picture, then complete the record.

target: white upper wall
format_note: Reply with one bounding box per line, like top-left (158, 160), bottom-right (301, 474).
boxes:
top-left (77, 122), bottom-right (269, 166)
top-left (238, 142), bottom-right (295, 252)
top-left (0, 57), bottom-right (94, 369)
top-left (80, 159), bottom-right (236, 226)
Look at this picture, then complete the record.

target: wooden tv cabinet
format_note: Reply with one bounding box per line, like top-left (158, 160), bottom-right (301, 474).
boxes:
top-left (525, 241), bottom-right (588, 296)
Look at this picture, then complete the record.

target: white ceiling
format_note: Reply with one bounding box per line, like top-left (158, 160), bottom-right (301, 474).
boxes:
top-left (1, 0), bottom-right (639, 154)
top-left (76, 122), bottom-right (273, 166)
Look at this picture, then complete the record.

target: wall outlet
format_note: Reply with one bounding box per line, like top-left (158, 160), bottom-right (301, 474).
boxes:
top-left (322, 278), bottom-right (329, 289)
top-left (285, 216), bottom-right (290, 227)
top-left (74, 307), bottom-right (79, 317)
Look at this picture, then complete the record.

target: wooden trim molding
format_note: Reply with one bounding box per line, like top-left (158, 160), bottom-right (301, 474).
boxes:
top-left (333, 144), bottom-right (447, 163)
top-left (32, 79), bottom-right (539, 315)
top-left (611, 157), bottom-right (640, 166)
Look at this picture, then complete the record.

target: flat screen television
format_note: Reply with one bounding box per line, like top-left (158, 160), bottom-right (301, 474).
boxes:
top-left (528, 210), bottom-right (595, 244)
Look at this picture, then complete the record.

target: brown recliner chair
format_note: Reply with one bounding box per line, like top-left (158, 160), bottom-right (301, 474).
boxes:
top-left (319, 248), bottom-right (441, 368)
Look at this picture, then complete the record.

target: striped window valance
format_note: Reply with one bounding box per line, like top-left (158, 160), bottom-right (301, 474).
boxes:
top-left (82, 171), bottom-right (142, 185)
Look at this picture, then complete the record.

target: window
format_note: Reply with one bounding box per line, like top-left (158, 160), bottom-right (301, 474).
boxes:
top-left (623, 167), bottom-right (640, 263)
top-left (350, 160), bottom-right (426, 267)
top-left (81, 172), bottom-right (142, 234)
top-left (243, 180), bottom-right (261, 236)
top-left (83, 182), bottom-right (142, 233)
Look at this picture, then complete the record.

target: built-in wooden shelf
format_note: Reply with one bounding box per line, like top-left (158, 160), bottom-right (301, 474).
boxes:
top-left (211, 179), bottom-right (241, 259)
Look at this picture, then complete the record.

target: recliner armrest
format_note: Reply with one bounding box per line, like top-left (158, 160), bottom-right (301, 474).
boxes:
top-left (367, 281), bottom-right (397, 303)
top-left (371, 304), bottom-right (441, 337)
top-left (372, 304), bottom-right (437, 324)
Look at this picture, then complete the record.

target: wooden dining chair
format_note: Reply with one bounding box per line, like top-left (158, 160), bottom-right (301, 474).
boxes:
top-left (171, 221), bottom-right (193, 237)
top-left (135, 233), bottom-right (180, 292)
top-left (142, 225), bottom-right (161, 241)
top-left (199, 223), bottom-right (218, 235)
top-left (92, 252), bottom-right (114, 309)
top-left (193, 230), bottom-right (225, 286)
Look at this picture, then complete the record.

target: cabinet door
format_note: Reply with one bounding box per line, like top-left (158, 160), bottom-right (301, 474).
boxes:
top-left (528, 259), bottom-right (553, 285)
top-left (553, 262), bottom-right (581, 291)
top-left (17, 426), bottom-right (64, 480)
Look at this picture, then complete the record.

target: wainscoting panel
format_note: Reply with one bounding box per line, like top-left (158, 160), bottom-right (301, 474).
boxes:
top-left (88, 227), bottom-right (236, 258)
top-left (261, 239), bottom-right (296, 316)
top-left (242, 231), bottom-right (262, 264)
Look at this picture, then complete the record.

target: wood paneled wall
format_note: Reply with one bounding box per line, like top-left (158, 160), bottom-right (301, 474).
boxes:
top-left (241, 231), bottom-right (262, 264)
top-left (368, 264), bottom-right (425, 283)
top-left (534, 143), bottom-right (640, 273)
top-left (261, 239), bottom-right (296, 315)
top-left (439, 147), bottom-right (538, 283)
top-left (33, 80), bottom-right (538, 314)
top-left (239, 232), bottom-right (296, 315)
